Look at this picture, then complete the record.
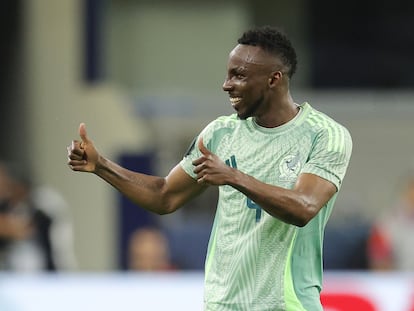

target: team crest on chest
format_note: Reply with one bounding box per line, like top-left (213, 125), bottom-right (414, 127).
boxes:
top-left (279, 152), bottom-right (302, 181)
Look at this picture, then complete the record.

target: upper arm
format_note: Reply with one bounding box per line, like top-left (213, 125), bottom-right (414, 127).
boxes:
top-left (293, 172), bottom-right (337, 217)
top-left (163, 164), bottom-right (207, 213)
top-left (293, 124), bottom-right (352, 217)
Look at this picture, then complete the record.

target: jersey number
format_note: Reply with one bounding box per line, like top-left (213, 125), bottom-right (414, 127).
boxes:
top-left (225, 155), bottom-right (263, 222)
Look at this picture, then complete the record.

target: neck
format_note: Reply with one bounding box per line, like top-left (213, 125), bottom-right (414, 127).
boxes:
top-left (254, 92), bottom-right (298, 128)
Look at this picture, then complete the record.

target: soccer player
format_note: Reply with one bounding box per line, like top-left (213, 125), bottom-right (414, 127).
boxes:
top-left (67, 26), bottom-right (352, 310)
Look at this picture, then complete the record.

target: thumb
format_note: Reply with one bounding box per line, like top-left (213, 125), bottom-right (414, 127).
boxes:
top-left (78, 122), bottom-right (90, 143)
top-left (198, 137), bottom-right (211, 156)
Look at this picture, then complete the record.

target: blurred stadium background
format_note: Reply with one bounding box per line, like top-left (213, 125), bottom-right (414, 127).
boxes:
top-left (1, 0), bottom-right (414, 310)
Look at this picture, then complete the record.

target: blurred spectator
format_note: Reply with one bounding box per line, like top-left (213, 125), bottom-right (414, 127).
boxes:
top-left (322, 196), bottom-right (372, 270)
top-left (323, 222), bottom-right (371, 270)
top-left (127, 226), bottom-right (175, 271)
top-left (0, 161), bottom-right (76, 272)
top-left (368, 172), bottom-right (414, 270)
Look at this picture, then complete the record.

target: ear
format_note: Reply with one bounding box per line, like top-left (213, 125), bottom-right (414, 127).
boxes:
top-left (268, 71), bottom-right (283, 87)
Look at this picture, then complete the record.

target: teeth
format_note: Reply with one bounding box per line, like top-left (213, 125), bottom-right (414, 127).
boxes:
top-left (230, 97), bottom-right (242, 104)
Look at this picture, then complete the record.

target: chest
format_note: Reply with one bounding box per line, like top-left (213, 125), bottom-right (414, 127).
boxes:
top-left (214, 129), bottom-right (313, 186)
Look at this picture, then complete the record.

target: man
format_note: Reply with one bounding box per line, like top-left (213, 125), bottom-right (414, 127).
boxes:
top-left (368, 171), bottom-right (414, 271)
top-left (0, 161), bottom-right (77, 271)
top-left (68, 26), bottom-right (352, 310)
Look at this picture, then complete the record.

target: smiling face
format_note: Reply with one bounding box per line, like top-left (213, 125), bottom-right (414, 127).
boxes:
top-left (222, 44), bottom-right (284, 120)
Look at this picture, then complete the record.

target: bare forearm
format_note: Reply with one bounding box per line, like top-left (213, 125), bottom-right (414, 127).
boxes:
top-left (67, 124), bottom-right (201, 213)
top-left (94, 156), bottom-right (171, 214)
top-left (229, 170), bottom-right (318, 226)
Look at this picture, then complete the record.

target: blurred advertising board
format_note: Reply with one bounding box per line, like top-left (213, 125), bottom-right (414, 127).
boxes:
top-left (0, 272), bottom-right (413, 310)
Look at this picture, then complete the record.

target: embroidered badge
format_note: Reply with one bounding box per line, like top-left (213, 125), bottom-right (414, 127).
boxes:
top-left (279, 152), bottom-right (302, 181)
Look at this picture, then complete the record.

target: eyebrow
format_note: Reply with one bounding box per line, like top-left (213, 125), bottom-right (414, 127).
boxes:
top-left (229, 66), bottom-right (248, 74)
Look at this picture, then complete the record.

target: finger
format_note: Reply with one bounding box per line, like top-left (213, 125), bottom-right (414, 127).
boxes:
top-left (67, 151), bottom-right (83, 161)
top-left (70, 141), bottom-right (85, 157)
top-left (198, 137), bottom-right (212, 156)
top-left (192, 157), bottom-right (208, 166)
top-left (79, 123), bottom-right (90, 144)
top-left (193, 163), bottom-right (206, 174)
top-left (68, 163), bottom-right (87, 172)
top-left (68, 159), bottom-right (86, 167)
top-left (195, 169), bottom-right (206, 183)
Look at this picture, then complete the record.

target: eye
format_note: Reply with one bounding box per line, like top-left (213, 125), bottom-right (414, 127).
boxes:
top-left (227, 68), bottom-right (246, 80)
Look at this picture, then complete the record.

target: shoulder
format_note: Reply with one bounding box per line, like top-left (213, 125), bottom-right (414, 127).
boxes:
top-left (305, 104), bottom-right (348, 130)
top-left (200, 114), bottom-right (241, 138)
top-left (204, 114), bottom-right (240, 130)
top-left (304, 104), bottom-right (352, 142)
top-left (298, 104), bottom-right (352, 158)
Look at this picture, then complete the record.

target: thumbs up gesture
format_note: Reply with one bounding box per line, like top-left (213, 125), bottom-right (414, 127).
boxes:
top-left (192, 137), bottom-right (235, 186)
top-left (67, 123), bottom-right (100, 173)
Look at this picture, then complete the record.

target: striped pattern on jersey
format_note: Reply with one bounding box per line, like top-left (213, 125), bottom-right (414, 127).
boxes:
top-left (180, 103), bottom-right (352, 311)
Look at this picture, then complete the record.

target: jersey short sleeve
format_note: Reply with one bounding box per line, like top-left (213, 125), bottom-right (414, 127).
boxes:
top-left (180, 119), bottom-right (218, 179)
top-left (301, 124), bottom-right (352, 190)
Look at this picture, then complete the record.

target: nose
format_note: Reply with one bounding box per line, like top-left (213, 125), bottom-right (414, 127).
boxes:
top-left (222, 77), bottom-right (233, 92)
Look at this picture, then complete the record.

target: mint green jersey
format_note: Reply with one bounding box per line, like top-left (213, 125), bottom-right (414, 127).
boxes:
top-left (180, 103), bottom-right (352, 311)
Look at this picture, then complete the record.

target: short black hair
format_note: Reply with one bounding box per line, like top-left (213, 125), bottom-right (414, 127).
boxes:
top-left (237, 26), bottom-right (298, 78)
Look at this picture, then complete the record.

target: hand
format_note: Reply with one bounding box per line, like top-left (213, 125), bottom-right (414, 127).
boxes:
top-left (192, 138), bottom-right (235, 186)
top-left (67, 123), bottom-right (99, 173)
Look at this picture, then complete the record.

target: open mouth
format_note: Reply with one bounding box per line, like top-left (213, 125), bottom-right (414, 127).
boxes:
top-left (230, 97), bottom-right (242, 107)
